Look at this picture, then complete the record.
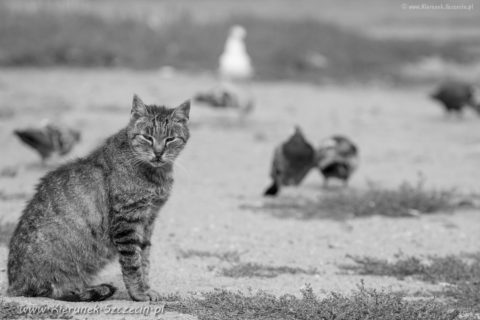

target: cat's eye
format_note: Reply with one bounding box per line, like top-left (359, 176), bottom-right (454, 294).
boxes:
top-left (165, 137), bottom-right (176, 144)
top-left (140, 134), bottom-right (153, 144)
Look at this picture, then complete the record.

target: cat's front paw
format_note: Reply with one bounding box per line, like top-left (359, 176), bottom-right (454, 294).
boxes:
top-left (130, 289), bottom-right (161, 302)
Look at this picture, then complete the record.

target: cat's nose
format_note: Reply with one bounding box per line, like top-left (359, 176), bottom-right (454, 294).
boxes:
top-left (153, 142), bottom-right (165, 156)
top-left (154, 150), bottom-right (164, 160)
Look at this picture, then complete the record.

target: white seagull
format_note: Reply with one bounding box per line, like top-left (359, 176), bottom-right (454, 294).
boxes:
top-left (219, 25), bottom-right (254, 82)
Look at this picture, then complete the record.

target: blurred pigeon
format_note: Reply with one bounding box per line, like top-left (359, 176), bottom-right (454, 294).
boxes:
top-left (315, 135), bottom-right (358, 188)
top-left (295, 52), bottom-right (329, 72)
top-left (264, 126), bottom-right (315, 196)
top-left (14, 123), bottom-right (81, 163)
top-left (194, 85), bottom-right (254, 115)
top-left (219, 25), bottom-right (254, 82)
top-left (430, 80), bottom-right (480, 115)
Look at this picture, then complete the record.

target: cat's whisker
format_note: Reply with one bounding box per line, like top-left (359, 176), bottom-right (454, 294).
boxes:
top-left (170, 159), bottom-right (191, 179)
top-left (125, 154), bottom-right (144, 168)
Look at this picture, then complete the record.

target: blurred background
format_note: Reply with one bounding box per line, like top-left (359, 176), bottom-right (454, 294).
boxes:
top-left (0, 0), bottom-right (479, 83)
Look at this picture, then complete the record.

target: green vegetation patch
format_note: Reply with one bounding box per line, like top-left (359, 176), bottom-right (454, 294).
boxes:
top-left (220, 262), bottom-right (318, 279)
top-left (164, 284), bottom-right (469, 320)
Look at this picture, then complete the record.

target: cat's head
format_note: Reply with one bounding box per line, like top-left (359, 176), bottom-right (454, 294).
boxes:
top-left (127, 94), bottom-right (190, 168)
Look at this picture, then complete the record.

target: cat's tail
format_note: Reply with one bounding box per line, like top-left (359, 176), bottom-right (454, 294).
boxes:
top-left (57, 284), bottom-right (117, 302)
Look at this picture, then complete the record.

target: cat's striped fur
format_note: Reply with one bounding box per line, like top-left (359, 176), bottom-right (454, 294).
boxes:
top-left (8, 95), bottom-right (190, 302)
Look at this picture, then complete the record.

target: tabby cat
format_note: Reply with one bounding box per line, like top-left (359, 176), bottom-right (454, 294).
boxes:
top-left (8, 95), bottom-right (190, 302)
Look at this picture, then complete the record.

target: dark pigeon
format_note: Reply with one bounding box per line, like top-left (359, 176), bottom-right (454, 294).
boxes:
top-left (194, 85), bottom-right (254, 115)
top-left (264, 126), bottom-right (315, 196)
top-left (430, 81), bottom-right (480, 115)
top-left (14, 123), bottom-right (81, 162)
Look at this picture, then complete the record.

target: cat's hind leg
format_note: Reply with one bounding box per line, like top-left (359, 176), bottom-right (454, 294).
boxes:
top-left (55, 284), bottom-right (117, 302)
top-left (7, 275), bottom-right (115, 302)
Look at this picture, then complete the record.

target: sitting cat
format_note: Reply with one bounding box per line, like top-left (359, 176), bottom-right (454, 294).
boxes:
top-left (264, 126), bottom-right (315, 196)
top-left (8, 95), bottom-right (190, 302)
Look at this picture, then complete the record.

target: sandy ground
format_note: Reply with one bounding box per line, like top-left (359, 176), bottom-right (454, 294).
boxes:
top-left (0, 68), bottom-right (480, 319)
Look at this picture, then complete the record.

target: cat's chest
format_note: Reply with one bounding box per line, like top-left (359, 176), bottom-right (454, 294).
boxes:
top-left (149, 175), bottom-right (173, 201)
top-left (111, 170), bottom-right (173, 206)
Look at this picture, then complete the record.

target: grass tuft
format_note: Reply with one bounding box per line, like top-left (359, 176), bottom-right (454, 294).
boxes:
top-left (178, 249), bottom-right (317, 278)
top-left (0, 300), bottom-right (21, 320)
top-left (343, 253), bottom-right (480, 283)
top-left (2, 282), bottom-right (474, 319)
top-left (441, 282), bottom-right (480, 313)
top-left (247, 180), bottom-right (461, 219)
top-left (317, 181), bottom-right (457, 218)
top-left (220, 262), bottom-right (318, 279)
top-left (177, 249), bottom-right (241, 263)
top-left (165, 284), bottom-right (469, 320)
top-left (343, 253), bottom-right (480, 313)
top-left (0, 299), bottom-right (73, 319)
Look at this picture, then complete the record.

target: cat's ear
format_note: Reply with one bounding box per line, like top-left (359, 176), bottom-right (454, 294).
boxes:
top-left (131, 94), bottom-right (147, 117)
top-left (173, 100), bottom-right (190, 121)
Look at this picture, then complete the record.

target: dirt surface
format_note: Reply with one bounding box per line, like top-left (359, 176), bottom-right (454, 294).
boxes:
top-left (0, 68), bottom-right (479, 319)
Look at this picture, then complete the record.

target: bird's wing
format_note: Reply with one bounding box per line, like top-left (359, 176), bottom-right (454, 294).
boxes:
top-left (47, 126), bottom-right (79, 156)
top-left (14, 128), bottom-right (53, 158)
